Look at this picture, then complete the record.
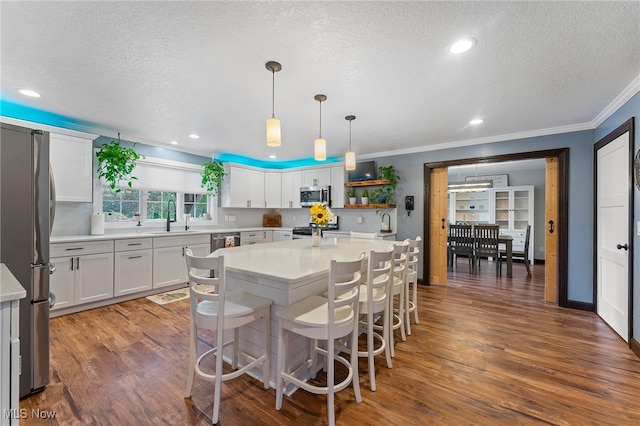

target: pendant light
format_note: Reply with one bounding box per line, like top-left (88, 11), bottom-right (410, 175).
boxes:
top-left (265, 61), bottom-right (282, 147)
top-left (345, 115), bottom-right (356, 170)
top-left (314, 94), bottom-right (327, 161)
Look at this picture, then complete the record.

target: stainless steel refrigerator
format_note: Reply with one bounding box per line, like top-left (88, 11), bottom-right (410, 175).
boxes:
top-left (1, 123), bottom-right (55, 398)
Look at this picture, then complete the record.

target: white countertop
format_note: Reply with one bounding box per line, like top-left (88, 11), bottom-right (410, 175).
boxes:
top-left (50, 227), bottom-right (292, 243)
top-left (214, 237), bottom-right (400, 284)
top-left (0, 263), bottom-right (26, 302)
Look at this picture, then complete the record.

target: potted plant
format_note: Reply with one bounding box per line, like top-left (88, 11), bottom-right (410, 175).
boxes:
top-left (96, 139), bottom-right (142, 193)
top-left (370, 165), bottom-right (400, 204)
top-left (200, 160), bottom-right (226, 195)
top-left (346, 186), bottom-right (357, 204)
top-left (361, 188), bottom-right (369, 205)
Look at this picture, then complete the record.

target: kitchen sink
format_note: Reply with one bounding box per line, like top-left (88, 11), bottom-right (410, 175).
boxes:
top-left (148, 230), bottom-right (198, 235)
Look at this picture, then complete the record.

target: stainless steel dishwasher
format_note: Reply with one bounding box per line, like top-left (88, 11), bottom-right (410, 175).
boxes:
top-left (211, 232), bottom-right (241, 252)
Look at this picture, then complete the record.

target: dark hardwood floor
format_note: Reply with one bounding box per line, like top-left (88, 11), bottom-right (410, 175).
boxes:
top-left (20, 259), bottom-right (640, 425)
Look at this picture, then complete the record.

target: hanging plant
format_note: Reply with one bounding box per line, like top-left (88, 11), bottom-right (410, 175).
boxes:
top-left (201, 160), bottom-right (226, 195)
top-left (96, 138), bottom-right (142, 193)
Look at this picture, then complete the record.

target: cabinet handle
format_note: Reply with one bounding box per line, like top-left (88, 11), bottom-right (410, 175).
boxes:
top-left (617, 243), bottom-right (629, 251)
top-left (70, 258), bottom-right (74, 271)
top-left (65, 247), bottom-right (84, 251)
top-left (128, 255), bottom-right (143, 259)
top-left (75, 257), bottom-right (80, 270)
top-left (127, 242), bottom-right (142, 246)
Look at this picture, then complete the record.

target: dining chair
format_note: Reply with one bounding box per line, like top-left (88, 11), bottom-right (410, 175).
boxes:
top-left (388, 241), bottom-right (409, 357)
top-left (405, 236), bottom-right (422, 335)
top-left (350, 231), bottom-right (379, 240)
top-left (474, 224), bottom-right (500, 276)
top-left (275, 255), bottom-right (364, 426)
top-left (358, 247), bottom-right (394, 391)
top-left (448, 224), bottom-right (475, 273)
top-left (500, 224), bottom-right (532, 277)
top-left (183, 249), bottom-right (272, 425)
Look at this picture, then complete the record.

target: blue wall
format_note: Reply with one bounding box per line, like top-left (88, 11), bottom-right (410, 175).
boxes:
top-left (379, 129), bottom-right (595, 303)
top-left (595, 91), bottom-right (640, 341)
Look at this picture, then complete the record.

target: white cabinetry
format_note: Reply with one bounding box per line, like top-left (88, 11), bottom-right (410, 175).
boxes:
top-left (152, 234), bottom-right (210, 288)
top-left (264, 172), bottom-right (282, 208)
top-left (493, 186), bottom-right (534, 261)
top-left (281, 171), bottom-right (302, 208)
top-left (448, 191), bottom-right (493, 224)
top-left (302, 168), bottom-right (331, 187)
top-left (50, 241), bottom-right (114, 311)
top-left (49, 133), bottom-right (94, 202)
top-left (272, 230), bottom-right (293, 241)
top-left (114, 238), bottom-right (152, 296)
top-left (221, 166), bottom-right (266, 208)
top-left (330, 166), bottom-right (345, 208)
top-left (240, 230), bottom-right (273, 245)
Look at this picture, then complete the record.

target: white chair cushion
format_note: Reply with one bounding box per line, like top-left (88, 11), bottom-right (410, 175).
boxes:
top-left (276, 295), bottom-right (354, 328)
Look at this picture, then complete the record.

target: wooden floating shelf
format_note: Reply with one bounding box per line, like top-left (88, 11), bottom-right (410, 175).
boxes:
top-left (344, 180), bottom-right (389, 187)
top-left (344, 204), bottom-right (396, 209)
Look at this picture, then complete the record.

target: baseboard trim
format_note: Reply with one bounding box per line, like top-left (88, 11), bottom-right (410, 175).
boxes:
top-left (630, 338), bottom-right (640, 359)
top-left (564, 300), bottom-right (594, 312)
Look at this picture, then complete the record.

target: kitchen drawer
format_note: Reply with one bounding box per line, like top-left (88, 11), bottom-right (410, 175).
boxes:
top-left (152, 234), bottom-right (210, 249)
top-left (51, 240), bottom-right (114, 257)
top-left (240, 230), bottom-right (273, 245)
top-left (115, 238), bottom-right (152, 252)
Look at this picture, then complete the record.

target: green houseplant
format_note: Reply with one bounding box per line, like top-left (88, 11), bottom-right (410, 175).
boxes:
top-left (96, 140), bottom-right (142, 193)
top-left (371, 165), bottom-right (400, 204)
top-left (360, 188), bottom-right (370, 205)
top-left (346, 186), bottom-right (357, 204)
top-left (200, 160), bottom-right (226, 195)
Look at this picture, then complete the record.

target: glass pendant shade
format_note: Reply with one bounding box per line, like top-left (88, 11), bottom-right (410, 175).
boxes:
top-left (315, 138), bottom-right (326, 161)
top-left (266, 118), bottom-right (281, 147)
top-left (345, 151), bottom-right (356, 170)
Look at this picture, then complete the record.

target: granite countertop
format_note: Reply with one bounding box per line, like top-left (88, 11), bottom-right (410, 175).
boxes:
top-left (51, 226), bottom-right (294, 243)
top-left (0, 263), bottom-right (26, 302)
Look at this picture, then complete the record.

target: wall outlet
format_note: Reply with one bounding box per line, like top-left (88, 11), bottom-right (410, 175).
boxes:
top-left (637, 221), bottom-right (640, 236)
top-left (293, 215), bottom-right (296, 222)
top-left (357, 216), bottom-right (363, 224)
top-left (224, 215), bottom-right (229, 222)
top-left (229, 215), bottom-right (236, 222)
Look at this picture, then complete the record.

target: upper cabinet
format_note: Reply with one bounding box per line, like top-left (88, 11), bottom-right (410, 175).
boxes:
top-left (330, 166), bottom-right (345, 208)
top-left (264, 172), bottom-right (282, 208)
top-left (50, 133), bottom-right (94, 202)
top-left (302, 168), bottom-right (331, 187)
top-left (221, 166), bottom-right (266, 208)
top-left (281, 170), bottom-right (302, 208)
top-left (448, 190), bottom-right (492, 223)
top-left (493, 186), bottom-right (533, 231)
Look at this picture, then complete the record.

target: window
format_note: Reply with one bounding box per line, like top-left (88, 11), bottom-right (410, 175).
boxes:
top-left (184, 193), bottom-right (209, 218)
top-left (146, 191), bottom-right (177, 220)
top-left (102, 188), bottom-right (141, 219)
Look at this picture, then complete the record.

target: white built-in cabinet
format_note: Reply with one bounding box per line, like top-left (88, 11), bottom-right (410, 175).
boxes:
top-left (302, 168), bottom-right (332, 187)
top-left (152, 234), bottom-right (210, 288)
top-left (264, 172), bottom-right (282, 208)
top-left (272, 230), bottom-right (293, 241)
top-left (448, 191), bottom-right (493, 224)
top-left (330, 166), bottom-right (345, 208)
top-left (281, 171), bottom-right (302, 208)
top-left (50, 241), bottom-right (114, 311)
top-left (493, 186), bottom-right (534, 262)
top-left (221, 166), bottom-right (266, 208)
top-left (114, 238), bottom-right (153, 296)
top-left (49, 133), bottom-right (94, 202)
top-left (240, 230), bottom-right (273, 245)
top-left (0, 267), bottom-right (23, 426)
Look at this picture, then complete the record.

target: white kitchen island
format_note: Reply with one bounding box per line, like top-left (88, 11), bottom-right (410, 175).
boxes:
top-left (212, 237), bottom-right (400, 389)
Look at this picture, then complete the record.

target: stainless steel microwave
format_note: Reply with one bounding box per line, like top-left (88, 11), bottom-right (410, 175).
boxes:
top-left (300, 186), bottom-right (331, 207)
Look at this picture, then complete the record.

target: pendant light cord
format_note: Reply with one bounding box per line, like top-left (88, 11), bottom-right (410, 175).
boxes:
top-left (318, 100), bottom-right (323, 138)
top-left (271, 70), bottom-right (276, 119)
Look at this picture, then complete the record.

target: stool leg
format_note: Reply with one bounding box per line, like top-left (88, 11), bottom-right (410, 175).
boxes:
top-left (184, 320), bottom-right (197, 397)
top-left (404, 278), bottom-right (412, 336)
top-left (262, 307), bottom-right (271, 389)
top-left (412, 280), bottom-right (420, 324)
top-left (275, 320), bottom-right (285, 410)
top-left (212, 327), bottom-right (225, 424)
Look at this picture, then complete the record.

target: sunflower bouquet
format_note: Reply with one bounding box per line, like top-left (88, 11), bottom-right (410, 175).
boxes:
top-left (309, 203), bottom-right (334, 227)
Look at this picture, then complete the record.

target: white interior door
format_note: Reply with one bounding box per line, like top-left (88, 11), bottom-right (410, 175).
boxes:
top-left (596, 131), bottom-right (630, 341)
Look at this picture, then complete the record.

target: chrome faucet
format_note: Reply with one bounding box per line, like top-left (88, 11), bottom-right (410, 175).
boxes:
top-left (166, 199), bottom-right (176, 231)
top-left (185, 214), bottom-right (190, 231)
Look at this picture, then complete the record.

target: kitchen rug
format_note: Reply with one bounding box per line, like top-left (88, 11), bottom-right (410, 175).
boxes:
top-left (146, 285), bottom-right (213, 305)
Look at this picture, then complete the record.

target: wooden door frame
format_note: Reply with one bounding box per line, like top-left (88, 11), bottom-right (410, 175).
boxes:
top-left (423, 148), bottom-right (573, 308)
top-left (593, 117), bottom-right (635, 340)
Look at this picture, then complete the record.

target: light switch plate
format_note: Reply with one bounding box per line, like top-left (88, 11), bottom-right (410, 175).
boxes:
top-left (637, 221), bottom-right (640, 236)
top-left (357, 216), bottom-right (363, 224)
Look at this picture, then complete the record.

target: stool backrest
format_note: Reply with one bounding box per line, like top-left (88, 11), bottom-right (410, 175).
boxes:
top-left (185, 249), bottom-right (225, 316)
top-left (327, 254), bottom-right (364, 340)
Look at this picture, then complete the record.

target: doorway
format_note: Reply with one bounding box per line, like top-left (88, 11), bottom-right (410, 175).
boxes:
top-left (423, 149), bottom-right (570, 307)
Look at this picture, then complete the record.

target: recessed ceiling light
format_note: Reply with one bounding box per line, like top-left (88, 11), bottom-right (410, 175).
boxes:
top-left (269, 155), bottom-right (277, 159)
top-left (19, 89), bottom-right (40, 97)
top-left (470, 118), bottom-right (484, 125)
top-left (189, 133), bottom-right (199, 139)
top-left (170, 141), bottom-right (178, 145)
top-left (448, 38), bottom-right (476, 54)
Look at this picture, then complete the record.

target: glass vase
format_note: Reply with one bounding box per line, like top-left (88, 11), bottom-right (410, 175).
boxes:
top-left (311, 227), bottom-right (322, 247)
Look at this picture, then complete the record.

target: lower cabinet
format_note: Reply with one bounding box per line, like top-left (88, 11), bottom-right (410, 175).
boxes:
top-left (240, 230), bottom-right (273, 245)
top-left (50, 241), bottom-right (114, 311)
top-left (152, 234), bottom-right (210, 288)
top-left (114, 238), bottom-right (153, 296)
top-left (272, 230), bottom-right (292, 241)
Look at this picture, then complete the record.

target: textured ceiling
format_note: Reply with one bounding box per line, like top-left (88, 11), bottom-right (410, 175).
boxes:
top-left (1, 1), bottom-right (639, 166)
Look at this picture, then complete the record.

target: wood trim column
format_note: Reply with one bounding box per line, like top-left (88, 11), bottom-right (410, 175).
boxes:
top-left (429, 167), bottom-right (448, 285)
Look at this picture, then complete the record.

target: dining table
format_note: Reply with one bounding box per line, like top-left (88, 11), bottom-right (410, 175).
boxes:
top-left (212, 237), bottom-right (401, 391)
top-left (499, 234), bottom-right (513, 278)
